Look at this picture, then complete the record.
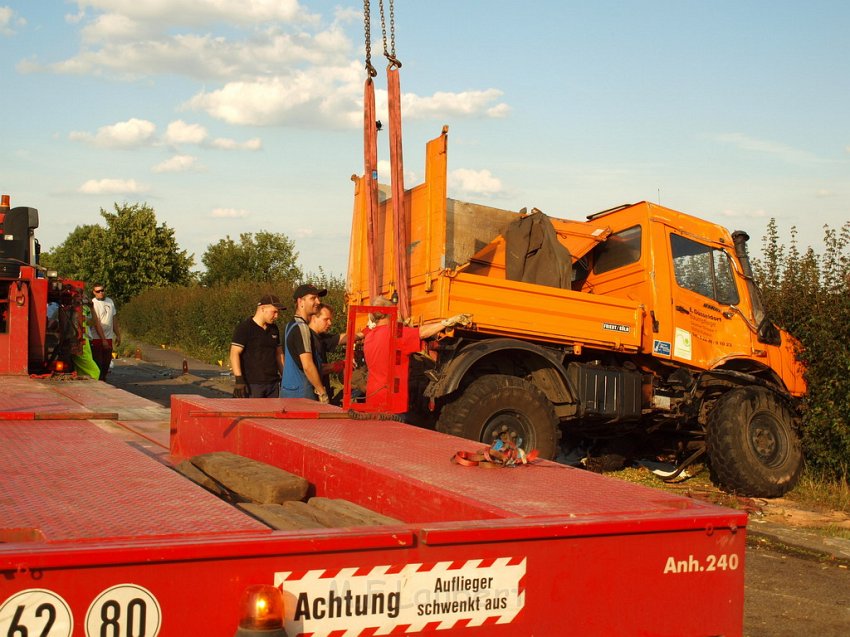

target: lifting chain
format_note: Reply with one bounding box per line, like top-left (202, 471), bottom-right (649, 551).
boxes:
top-left (363, 0), bottom-right (377, 77)
top-left (379, 0), bottom-right (400, 68)
top-left (365, 0), bottom-right (400, 73)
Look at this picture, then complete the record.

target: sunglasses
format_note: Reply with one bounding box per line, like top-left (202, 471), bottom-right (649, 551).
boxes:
top-left (93, 289), bottom-right (105, 293)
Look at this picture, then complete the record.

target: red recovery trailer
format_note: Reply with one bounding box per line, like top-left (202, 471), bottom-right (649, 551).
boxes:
top-left (1, 196), bottom-right (747, 636)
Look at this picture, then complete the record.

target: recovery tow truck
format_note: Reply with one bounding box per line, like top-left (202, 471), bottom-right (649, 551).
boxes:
top-left (0, 193), bottom-right (748, 636)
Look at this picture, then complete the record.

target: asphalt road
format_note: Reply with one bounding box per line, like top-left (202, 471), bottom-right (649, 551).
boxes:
top-left (106, 353), bottom-right (850, 637)
top-left (745, 539), bottom-right (850, 636)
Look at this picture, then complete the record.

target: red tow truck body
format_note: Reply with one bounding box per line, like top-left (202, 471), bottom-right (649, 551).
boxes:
top-left (1, 195), bottom-right (747, 636)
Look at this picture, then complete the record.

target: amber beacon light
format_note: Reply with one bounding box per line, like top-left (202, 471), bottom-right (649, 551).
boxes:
top-left (234, 584), bottom-right (287, 637)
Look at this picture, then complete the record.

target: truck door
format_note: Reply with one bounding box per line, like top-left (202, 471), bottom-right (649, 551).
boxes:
top-left (665, 232), bottom-right (752, 368)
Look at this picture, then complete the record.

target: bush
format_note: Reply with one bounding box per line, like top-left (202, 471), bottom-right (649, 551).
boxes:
top-left (754, 220), bottom-right (850, 481)
top-left (121, 273), bottom-right (347, 364)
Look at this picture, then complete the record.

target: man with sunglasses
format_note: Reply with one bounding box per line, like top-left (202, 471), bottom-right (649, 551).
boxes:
top-left (89, 284), bottom-right (121, 380)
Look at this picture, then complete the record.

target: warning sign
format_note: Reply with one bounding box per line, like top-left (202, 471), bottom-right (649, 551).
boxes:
top-left (275, 556), bottom-right (526, 636)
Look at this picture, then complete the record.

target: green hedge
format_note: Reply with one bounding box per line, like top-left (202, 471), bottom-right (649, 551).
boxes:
top-left (122, 275), bottom-right (346, 363)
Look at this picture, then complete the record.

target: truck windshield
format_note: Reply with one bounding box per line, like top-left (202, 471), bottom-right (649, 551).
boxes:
top-left (670, 234), bottom-right (739, 305)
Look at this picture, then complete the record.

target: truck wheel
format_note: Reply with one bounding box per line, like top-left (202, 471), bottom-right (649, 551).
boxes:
top-left (436, 374), bottom-right (560, 459)
top-left (707, 386), bottom-right (803, 497)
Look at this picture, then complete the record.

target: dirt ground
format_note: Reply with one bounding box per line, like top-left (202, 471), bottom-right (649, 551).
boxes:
top-left (106, 354), bottom-right (850, 636)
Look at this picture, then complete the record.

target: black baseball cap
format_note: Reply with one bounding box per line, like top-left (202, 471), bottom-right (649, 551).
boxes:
top-left (257, 294), bottom-right (286, 310)
top-left (292, 284), bottom-right (328, 301)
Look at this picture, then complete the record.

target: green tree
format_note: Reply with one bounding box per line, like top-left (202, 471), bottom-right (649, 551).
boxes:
top-left (201, 231), bottom-right (302, 286)
top-left (42, 203), bottom-right (194, 304)
top-left (40, 224), bottom-right (107, 283)
top-left (754, 219), bottom-right (850, 480)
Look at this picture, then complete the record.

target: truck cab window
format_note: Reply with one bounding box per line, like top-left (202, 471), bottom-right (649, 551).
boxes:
top-left (592, 225), bottom-right (642, 274)
top-left (671, 234), bottom-right (739, 305)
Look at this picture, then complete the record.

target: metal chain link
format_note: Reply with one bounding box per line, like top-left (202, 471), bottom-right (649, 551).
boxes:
top-left (379, 0), bottom-right (400, 67)
top-left (363, 0), bottom-right (377, 77)
top-left (389, 0), bottom-right (396, 58)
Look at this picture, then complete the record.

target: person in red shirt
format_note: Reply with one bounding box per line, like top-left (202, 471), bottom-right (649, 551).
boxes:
top-left (363, 297), bottom-right (471, 417)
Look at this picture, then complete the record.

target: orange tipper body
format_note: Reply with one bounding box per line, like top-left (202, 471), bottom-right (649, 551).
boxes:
top-left (347, 128), bottom-right (805, 398)
top-left (349, 128), bottom-right (805, 498)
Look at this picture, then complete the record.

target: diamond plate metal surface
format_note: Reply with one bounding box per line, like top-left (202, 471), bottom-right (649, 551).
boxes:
top-left (0, 421), bottom-right (267, 540)
top-left (264, 419), bottom-right (694, 518)
top-left (180, 397), bottom-right (715, 521)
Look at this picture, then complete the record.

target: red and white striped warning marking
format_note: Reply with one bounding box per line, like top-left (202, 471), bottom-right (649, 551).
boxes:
top-left (274, 556), bottom-right (526, 636)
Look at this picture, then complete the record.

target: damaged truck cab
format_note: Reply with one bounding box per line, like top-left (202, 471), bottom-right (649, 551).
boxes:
top-left (347, 128), bottom-right (805, 498)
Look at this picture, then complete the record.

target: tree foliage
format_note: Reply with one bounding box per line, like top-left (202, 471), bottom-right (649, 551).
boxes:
top-left (201, 231), bottom-right (302, 286)
top-left (40, 224), bottom-right (106, 282)
top-left (41, 203), bottom-right (194, 304)
top-left (753, 219), bottom-right (850, 480)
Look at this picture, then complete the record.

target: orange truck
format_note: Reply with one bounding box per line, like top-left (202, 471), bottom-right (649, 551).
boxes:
top-left (347, 127), bottom-right (806, 498)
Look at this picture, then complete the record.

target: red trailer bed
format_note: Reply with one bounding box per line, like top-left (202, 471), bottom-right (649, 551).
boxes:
top-left (1, 382), bottom-right (747, 637)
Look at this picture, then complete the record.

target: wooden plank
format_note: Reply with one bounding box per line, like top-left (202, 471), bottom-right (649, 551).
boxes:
top-left (174, 459), bottom-right (229, 498)
top-left (282, 500), bottom-right (349, 527)
top-left (309, 497), bottom-right (402, 526)
top-left (191, 451), bottom-right (309, 504)
top-left (238, 503), bottom-right (323, 531)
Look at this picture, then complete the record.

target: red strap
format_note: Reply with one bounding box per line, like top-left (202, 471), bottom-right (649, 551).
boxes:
top-left (363, 77), bottom-right (381, 301)
top-left (452, 451), bottom-right (483, 466)
top-left (387, 66), bottom-right (410, 319)
top-left (453, 446), bottom-right (540, 468)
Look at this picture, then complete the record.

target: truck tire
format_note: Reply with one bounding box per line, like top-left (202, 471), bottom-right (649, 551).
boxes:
top-left (706, 386), bottom-right (803, 497)
top-left (436, 374), bottom-right (560, 459)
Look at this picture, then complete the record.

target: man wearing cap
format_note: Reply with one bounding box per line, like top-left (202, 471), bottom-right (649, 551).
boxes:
top-left (230, 294), bottom-right (286, 398)
top-left (280, 283), bottom-right (328, 402)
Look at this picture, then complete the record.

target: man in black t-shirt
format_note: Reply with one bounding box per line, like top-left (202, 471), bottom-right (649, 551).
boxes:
top-left (229, 294), bottom-right (286, 398)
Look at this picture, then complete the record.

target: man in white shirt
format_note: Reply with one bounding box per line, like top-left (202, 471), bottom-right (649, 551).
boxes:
top-left (90, 284), bottom-right (121, 380)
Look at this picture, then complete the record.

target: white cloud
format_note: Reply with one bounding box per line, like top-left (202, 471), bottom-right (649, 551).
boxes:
top-left (333, 6), bottom-right (360, 23)
top-left (36, 5), bottom-right (343, 80)
top-left (815, 189), bottom-right (835, 198)
top-left (80, 12), bottom-right (151, 42)
top-left (294, 228), bottom-right (314, 238)
top-left (486, 103), bottom-right (511, 118)
top-left (78, 178), bottom-right (147, 194)
top-left (185, 62), bottom-right (362, 128)
top-left (211, 207), bottom-right (249, 218)
top-left (27, 3), bottom-right (510, 133)
top-left (449, 168), bottom-right (504, 196)
top-left (402, 89), bottom-right (509, 120)
top-left (210, 137), bottom-right (262, 150)
top-left (187, 72), bottom-right (510, 129)
top-left (715, 133), bottom-right (824, 165)
top-left (69, 118), bottom-right (156, 148)
top-left (164, 120), bottom-right (208, 145)
top-left (74, 0), bottom-right (315, 28)
top-left (152, 154), bottom-right (197, 173)
top-left (0, 6), bottom-right (26, 36)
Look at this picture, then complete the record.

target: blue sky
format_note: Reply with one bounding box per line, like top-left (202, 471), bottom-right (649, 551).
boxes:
top-left (1, 1), bottom-right (848, 277)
